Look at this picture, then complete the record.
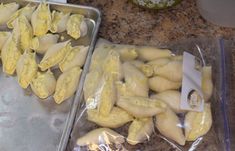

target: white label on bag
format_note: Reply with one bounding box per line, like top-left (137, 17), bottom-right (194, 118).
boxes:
top-left (49, 0), bottom-right (67, 3)
top-left (180, 52), bottom-right (204, 112)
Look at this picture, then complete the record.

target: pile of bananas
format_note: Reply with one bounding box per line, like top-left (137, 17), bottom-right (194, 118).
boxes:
top-left (0, 2), bottom-right (89, 104)
top-left (76, 39), bottom-right (214, 149)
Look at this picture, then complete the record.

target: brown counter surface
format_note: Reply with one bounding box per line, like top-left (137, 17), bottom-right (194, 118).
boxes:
top-left (68, 0), bottom-right (235, 150)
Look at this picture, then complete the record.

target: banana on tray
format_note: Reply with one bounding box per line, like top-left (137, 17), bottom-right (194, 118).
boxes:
top-left (39, 40), bottom-right (71, 71)
top-left (87, 107), bottom-right (133, 128)
top-left (30, 70), bottom-right (56, 99)
top-left (1, 35), bottom-right (22, 75)
top-left (67, 14), bottom-right (87, 39)
top-left (185, 103), bottom-right (212, 141)
top-left (50, 10), bottom-right (70, 33)
top-left (31, 2), bottom-right (51, 36)
top-left (155, 108), bottom-right (185, 145)
top-left (127, 117), bottom-right (154, 145)
top-left (0, 2), bottom-right (19, 25)
top-left (16, 51), bottom-right (38, 89)
top-left (117, 96), bottom-right (167, 118)
top-left (7, 4), bottom-right (36, 29)
top-left (30, 34), bottom-right (59, 54)
top-left (54, 66), bottom-right (82, 104)
top-left (123, 62), bottom-right (149, 97)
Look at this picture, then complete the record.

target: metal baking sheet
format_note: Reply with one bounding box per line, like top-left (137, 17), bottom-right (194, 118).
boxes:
top-left (0, 1), bottom-right (101, 151)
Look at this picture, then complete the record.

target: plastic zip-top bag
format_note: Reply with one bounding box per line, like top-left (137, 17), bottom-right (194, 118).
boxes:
top-left (66, 37), bottom-right (231, 151)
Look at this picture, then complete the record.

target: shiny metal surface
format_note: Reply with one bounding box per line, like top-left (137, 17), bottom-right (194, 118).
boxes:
top-left (0, 1), bottom-right (101, 151)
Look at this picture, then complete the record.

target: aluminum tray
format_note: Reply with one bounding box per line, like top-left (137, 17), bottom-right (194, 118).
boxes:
top-left (0, 1), bottom-right (101, 151)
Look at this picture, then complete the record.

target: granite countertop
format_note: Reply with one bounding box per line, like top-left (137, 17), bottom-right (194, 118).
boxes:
top-left (68, 0), bottom-right (235, 150)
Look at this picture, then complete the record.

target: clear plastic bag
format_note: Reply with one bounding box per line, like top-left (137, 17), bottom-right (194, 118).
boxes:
top-left (66, 37), bottom-right (231, 151)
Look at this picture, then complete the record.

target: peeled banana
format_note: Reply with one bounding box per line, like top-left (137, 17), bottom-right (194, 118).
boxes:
top-left (102, 50), bottom-right (123, 80)
top-left (97, 75), bottom-right (116, 116)
top-left (0, 2), bottom-right (19, 25)
top-left (31, 3), bottom-right (51, 36)
top-left (1, 35), bottom-right (22, 75)
top-left (39, 40), bottom-right (71, 71)
top-left (67, 14), bottom-right (87, 39)
top-left (50, 10), bottom-right (70, 33)
top-left (30, 34), bottom-right (59, 54)
top-left (185, 103), bottom-right (212, 141)
top-left (7, 4), bottom-right (36, 29)
top-left (76, 128), bottom-right (125, 146)
top-left (54, 66), bottom-right (82, 104)
top-left (151, 90), bottom-right (185, 113)
top-left (155, 108), bottom-right (185, 145)
top-left (154, 60), bottom-right (183, 82)
top-left (202, 66), bottom-right (213, 102)
top-left (30, 70), bottom-right (56, 99)
top-left (117, 96), bottom-right (167, 118)
top-left (87, 107), bottom-right (133, 128)
top-left (127, 118), bottom-right (154, 145)
top-left (123, 62), bottom-right (149, 97)
top-left (136, 46), bottom-right (172, 61)
top-left (16, 51), bottom-right (38, 89)
top-left (59, 46), bottom-right (88, 72)
top-left (149, 76), bottom-right (181, 92)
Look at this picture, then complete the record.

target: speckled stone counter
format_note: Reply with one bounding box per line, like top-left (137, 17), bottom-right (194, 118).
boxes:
top-left (68, 0), bottom-right (235, 150)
